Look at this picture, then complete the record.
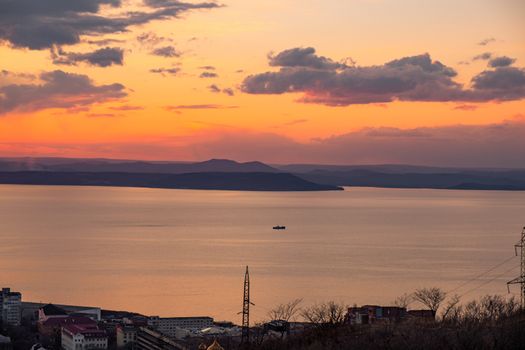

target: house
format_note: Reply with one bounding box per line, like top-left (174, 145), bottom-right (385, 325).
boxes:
top-left (346, 305), bottom-right (407, 325)
top-left (61, 324), bottom-right (108, 350)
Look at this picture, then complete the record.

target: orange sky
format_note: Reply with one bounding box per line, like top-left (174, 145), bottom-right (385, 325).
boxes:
top-left (1, 0), bottom-right (524, 165)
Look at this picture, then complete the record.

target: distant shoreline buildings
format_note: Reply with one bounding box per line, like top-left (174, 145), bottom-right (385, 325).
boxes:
top-left (0, 288), bottom-right (21, 327)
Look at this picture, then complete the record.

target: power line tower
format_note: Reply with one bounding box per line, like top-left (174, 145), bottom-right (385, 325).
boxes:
top-left (507, 226), bottom-right (525, 309)
top-left (241, 266), bottom-right (252, 346)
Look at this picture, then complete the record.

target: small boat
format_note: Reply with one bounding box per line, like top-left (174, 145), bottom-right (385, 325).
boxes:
top-left (273, 225), bottom-right (286, 230)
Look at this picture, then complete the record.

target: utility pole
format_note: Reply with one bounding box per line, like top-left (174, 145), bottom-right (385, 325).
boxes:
top-left (241, 266), bottom-right (251, 346)
top-left (507, 227), bottom-right (525, 309)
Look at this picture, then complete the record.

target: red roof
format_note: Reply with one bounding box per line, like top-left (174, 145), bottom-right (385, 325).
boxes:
top-left (42, 315), bottom-right (96, 328)
top-left (63, 324), bottom-right (107, 339)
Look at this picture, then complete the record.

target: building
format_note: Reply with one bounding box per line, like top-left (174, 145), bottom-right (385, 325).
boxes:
top-left (0, 288), bottom-right (21, 327)
top-left (147, 316), bottom-right (213, 338)
top-left (346, 305), bottom-right (407, 325)
top-left (116, 325), bottom-right (137, 348)
top-left (38, 315), bottom-right (97, 347)
top-left (0, 335), bottom-right (11, 350)
top-left (136, 327), bottom-right (187, 350)
top-left (34, 303), bottom-right (101, 322)
top-left (38, 304), bottom-right (68, 323)
top-left (61, 324), bottom-right (108, 350)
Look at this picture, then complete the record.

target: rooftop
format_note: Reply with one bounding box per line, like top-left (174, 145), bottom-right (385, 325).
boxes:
top-left (41, 304), bottom-right (67, 316)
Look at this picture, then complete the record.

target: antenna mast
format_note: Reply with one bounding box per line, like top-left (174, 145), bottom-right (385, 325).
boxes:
top-left (241, 266), bottom-right (251, 345)
top-left (507, 227), bottom-right (525, 309)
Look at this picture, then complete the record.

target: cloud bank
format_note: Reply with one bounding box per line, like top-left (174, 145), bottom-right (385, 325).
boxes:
top-left (0, 70), bottom-right (126, 114)
top-left (0, 0), bottom-right (220, 49)
top-left (242, 48), bottom-right (525, 106)
top-left (3, 119), bottom-right (524, 168)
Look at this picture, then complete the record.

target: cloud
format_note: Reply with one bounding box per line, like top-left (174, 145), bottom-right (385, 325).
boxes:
top-left (109, 105), bottom-right (144, 111)
top-left (0, 0), bottom-right (220, 50)
top-left (87, 38), bottom-right (125, 46)
top-left (86, 112), bottom-right (118, 118)
top-left (478, 38), bottom-right (496, 46)
top-left (284, 118), bottom-right (308, 126)
top-left (473, 52), bottom-right (492, 61)
top-left (208, 84), bottom-right (234, 96)
top-left (199, 66), bottom-right (216, 70)
top-left (241, 48), bottom-right (525, 106)
top-left (453, 104), bottom-right (478, 111)
top-left (199, 71), bottom-right (218, 78)
top-left (151, 46), bottom-right (180, 57)
top-left (222, 88), bottom-right (234, 96)
top-left (207, 84), bottom-right (221, 93)
top-left (488, 56), bottom-right (516, 68)
top-left (471, 67), bottom-right (525, 94)
top-left (165, 104), bottom-right (238, 110)
top-left (149, 67), bottom-right (180, 76)
top-left (137, 31), bottom-right (171, 47)
top-left (268, 47), bottom-right (345, 70)
top-left (52, 47), bottom-right (124, 67)
top-left (0, 70), bottom-right (126, 114)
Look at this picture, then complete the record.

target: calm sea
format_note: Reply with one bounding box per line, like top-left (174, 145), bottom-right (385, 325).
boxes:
top-left (0, 185), bottom-right (523, 322)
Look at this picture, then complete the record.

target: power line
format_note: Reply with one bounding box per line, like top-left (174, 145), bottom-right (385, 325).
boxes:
top-left (447, 255), bottom-right (517, 294)
top-left (458, 264), bottom-right (520, 299)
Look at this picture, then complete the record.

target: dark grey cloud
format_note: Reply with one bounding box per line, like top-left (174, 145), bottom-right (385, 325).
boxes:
top-left (478, 38), bottom-right (496, 46)
top-left (87, 38), bottom-right (125, 46)
top-left (52, 47), bottom-right (124, 67)
top-left (488, 56), bottom-right (516, 68)
top-left (149, 67), bottom-right (180, 76)
top-left (0, 70), bottom-right (126, 114)
top-left (269, 47), bottom-right (345, 70)
top-left (151, 46), bottom-right (180, 57)
top-left (0, 0), bottom-right (220, 50)
top-left (199, 65), bottom-right (216, 70)
top-left (473, 52), bottom-right (492, 61)
top-left (472, 67), bottom-right (525, 94)
top-left (199, 71), bottom-right (218, 78)
top-left (241, 48), bottom-right (525, 105)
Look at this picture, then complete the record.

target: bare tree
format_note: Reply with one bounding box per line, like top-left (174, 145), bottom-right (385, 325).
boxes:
top-left (440, 294), bottom-right (461, 323)
top-left (413, 287), bottom-right (446, 317)
top-left (392, 293), bottom-right (413, 308)
top-left (300, 301), bottom-right (347, 327)
top-left (267, 298), bottom-right (303, 322)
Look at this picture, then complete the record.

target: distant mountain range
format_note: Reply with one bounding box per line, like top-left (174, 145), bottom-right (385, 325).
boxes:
top-left (0, 157), bottom-right (524, 191)
top-left (0, 171), bottom-right (341, 191)
top-left (0, 157), bottom-right (277, 174)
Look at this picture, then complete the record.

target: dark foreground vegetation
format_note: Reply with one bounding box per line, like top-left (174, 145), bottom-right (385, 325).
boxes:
top-left (249, 291), bottom-right (525, 350)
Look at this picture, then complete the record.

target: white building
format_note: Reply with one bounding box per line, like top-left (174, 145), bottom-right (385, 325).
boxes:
top-left (0, 288), bottom-right (21, 327)
top-left (148, 316), bottom-right (213, 338)
top-left (61, 324), bottom-right (108, 350)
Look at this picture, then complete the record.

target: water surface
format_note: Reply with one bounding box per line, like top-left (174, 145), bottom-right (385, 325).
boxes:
top-left (0, 185), bottom-right (523, 321)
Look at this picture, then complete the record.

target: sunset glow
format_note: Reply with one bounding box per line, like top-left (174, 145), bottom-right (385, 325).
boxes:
top-left (1, 0), bottom-right (524, 166)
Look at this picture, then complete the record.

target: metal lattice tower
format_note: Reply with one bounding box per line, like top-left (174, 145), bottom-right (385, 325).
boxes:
top-left (507, 227), bottom-right (525, 309)
top-left (241, 266), bottom-right (251, 345)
